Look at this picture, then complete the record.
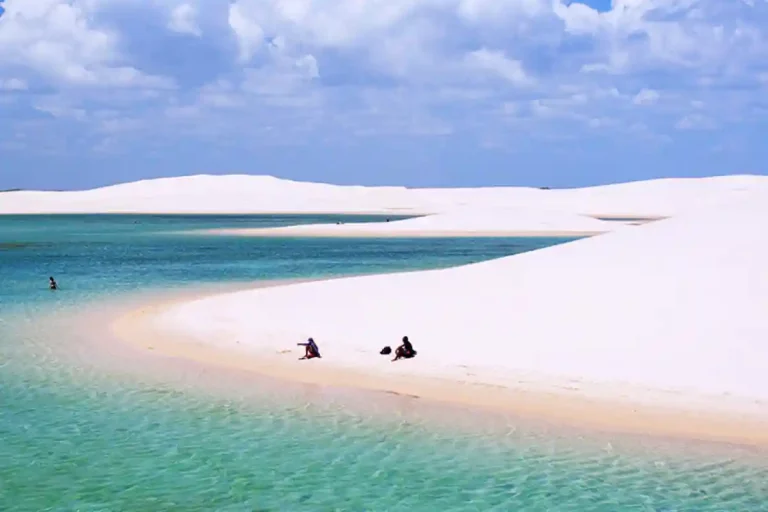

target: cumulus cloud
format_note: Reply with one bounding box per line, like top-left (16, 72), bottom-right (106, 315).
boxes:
top-left (465, 48), bottom-right (532, 86)
top-left (558, 0), bottom-right (765, 76)
top-left (227, 0), bottom-right (425, 50)
top-left (458, 0), bottom-right (551, 23)
top-left (228, 2), bottom-right (264, 63)
top-left (0, 0), bottom-right (173, 88)
top-left (168, 3), bottom-right (201, 37)
top-left (1, 0), bottom-right (767, 160)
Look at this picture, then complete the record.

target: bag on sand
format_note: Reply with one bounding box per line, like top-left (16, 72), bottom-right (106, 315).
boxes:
top-left (380, 346), bottom-right (392, 355)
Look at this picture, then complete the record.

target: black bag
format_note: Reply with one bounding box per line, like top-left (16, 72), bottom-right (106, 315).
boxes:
top-left (380, 346), bottom-right (392, 355)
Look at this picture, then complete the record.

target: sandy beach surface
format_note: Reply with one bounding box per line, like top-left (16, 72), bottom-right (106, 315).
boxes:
top-left (8, 173), bottom-right (768, 446)
top-left (110, 280), bottom-right (768, 448)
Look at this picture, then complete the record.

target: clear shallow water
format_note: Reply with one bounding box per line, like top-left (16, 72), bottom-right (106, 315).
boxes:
top-left (1, 215), bottom-right (767, 511)
top-left (0, 214), bottom-right (564, 307)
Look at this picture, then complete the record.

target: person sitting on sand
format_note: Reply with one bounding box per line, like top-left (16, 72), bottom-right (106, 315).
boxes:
top-left (298, 337), bottom-right (321, 360)
top-left (392, 336), bottom-right (416, 361)
top-left (49, 276), bottom-right (58, 290)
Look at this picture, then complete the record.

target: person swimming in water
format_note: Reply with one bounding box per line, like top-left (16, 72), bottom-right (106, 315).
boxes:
top-left (49, 276), bottom-right (58, 290)
top-left (392, 336), bottom-right (416, 361)
top-left (298, 337), bottom-right (321, 360)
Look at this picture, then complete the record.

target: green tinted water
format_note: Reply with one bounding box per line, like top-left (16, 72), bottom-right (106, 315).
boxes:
top-left (1, 215), bottom-right (766, 511)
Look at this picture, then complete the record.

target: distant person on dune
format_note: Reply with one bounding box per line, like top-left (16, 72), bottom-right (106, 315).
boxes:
top-left (392, 336), bottom-right (416, 361)
top-left (298, 337), bottom-right (321, 360)
top-left (49, 276), bottom-right (58, 290)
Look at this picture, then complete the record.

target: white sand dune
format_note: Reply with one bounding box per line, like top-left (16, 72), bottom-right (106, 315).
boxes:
top-left (2, 174), bottom-right (766, 218)
top-left (5, 173), bottom-right (767, 237)
top-left (154, 188), bottom-right (768, 416)
top-left (411, 174), bottom-right (768, 218)
top-left (0, 175), bottom-right (423, 215)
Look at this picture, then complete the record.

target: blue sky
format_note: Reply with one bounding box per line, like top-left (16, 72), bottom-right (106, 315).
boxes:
top-left (1, 0), bottom-right (767, 190)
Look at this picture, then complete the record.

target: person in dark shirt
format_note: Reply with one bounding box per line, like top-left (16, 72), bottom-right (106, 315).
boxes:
top-left (49, 276), bottom-right (58, 290)
top-left (298, 337), bottom-right (321, 360)
top-left (392, 336), bottom-right (416, 361)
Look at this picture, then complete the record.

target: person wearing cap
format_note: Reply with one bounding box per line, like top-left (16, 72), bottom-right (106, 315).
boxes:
top-left (298, 337), bottom-right (321, 360)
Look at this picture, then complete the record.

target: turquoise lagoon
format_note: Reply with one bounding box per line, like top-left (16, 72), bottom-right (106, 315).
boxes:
top-left (1, 214), bottom-right (767, 511)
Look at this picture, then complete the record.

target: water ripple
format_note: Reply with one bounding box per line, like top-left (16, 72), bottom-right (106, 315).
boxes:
top-left (2, 215), bottom-right (767, 510)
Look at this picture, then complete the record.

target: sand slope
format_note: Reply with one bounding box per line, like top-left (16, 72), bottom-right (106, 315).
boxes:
top-left (155, 189), bottom-right (768, 409)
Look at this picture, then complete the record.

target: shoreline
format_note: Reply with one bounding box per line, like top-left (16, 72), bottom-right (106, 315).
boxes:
top-left (107, 281), bottom-right (768, 449)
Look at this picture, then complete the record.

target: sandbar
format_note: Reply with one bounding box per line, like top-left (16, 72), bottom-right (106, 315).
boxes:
top-left (109, 281), bottom-right (768, 449)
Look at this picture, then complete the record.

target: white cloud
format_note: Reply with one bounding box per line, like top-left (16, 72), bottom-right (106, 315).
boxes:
top-left (0, 78), bottom-right (28, 91)
top-left (2, 0), bottom-right (767, 154)
top-left (465, 48), bottom-right (531, 86)
top-left (559, 0), bottom-right (764, 75)
top-left (553, 0), bottom-right (602, 34)
top-left (168, 3), bottom-right (201, 37)
top-left (457, 0), bottom-right (550, 23)
top-left (530, 99), bottom-right (556, 118)
top-left (228, 2), bottom-right (264, 63)
top-left (0, 0), bottom-right (173, 88)
top-left (240, 36), bottom-right (320, 98)
top-left (632, 88), bottom-right (660, 105)
top-left (241, 61), bottom-right (320, 110)
top-left (164, 104), bottom-right (200, 119)
top-left (34, 100), bottom-right (87, 120)
top-left (98, 117), bottom-right (143, 133)
top-left (228, 0), bottom-right (426, 50)
top-left (197, 80), bottom-right (244, 108)
top-left (502, 102), bottom-right (519, 116)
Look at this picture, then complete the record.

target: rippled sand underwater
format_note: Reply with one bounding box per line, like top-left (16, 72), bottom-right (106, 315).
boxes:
top-left (1, 215), bottom-right (767, 511)
top-left (4, 342), bottom-right (768, 511)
